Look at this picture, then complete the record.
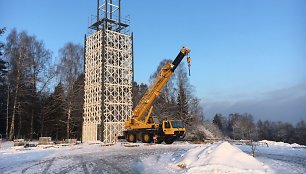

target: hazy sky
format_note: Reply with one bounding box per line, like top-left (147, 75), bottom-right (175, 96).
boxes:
top-left (1, 0), bottom-right (305, 123)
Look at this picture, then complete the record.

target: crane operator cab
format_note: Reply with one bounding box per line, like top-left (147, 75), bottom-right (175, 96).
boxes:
top-left (146, 116), bottom-right (185, 144)
top-left (157, 120), bottom-right (185, 144)
top-left (162, 120), bottom-right (185, 137)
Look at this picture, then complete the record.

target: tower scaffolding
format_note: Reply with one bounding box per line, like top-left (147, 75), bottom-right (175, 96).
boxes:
top-left (83, 0), bottom-right (133, 143)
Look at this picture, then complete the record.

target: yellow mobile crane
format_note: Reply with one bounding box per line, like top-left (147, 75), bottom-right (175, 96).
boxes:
top-left (123, 47), bottom-right (191, 144)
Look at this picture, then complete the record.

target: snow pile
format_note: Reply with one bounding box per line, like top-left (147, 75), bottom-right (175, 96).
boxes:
top-left (259, 140), bottom-right (306, 148)
top-left (178, 141), bottom-right (271, 174)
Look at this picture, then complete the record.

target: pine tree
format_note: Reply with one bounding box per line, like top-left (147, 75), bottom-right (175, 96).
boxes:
top-left (212, 114), bottom-right (223, 131)
top-left (71, 74), bottom-right (84, 140)
top-left (175, 62), bottom-right (195, 129)
top-left (41, 83), bottom-right (66, 140)
top-left (132, 81), bottom-right (148, 109)
top-left (0, 27), bottom-right (5, 56)
top-left (176, 79), bottom-right (189, 122)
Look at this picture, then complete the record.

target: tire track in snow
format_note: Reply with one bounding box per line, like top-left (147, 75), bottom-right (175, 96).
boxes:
top-left (42, 157), bottom-right (55, 173)
top-left (95, 158), bottom-right (125, 174)
top-left (57, 156), bottom-right (88, 174)
top-left (21, 158), bottom-right (55, 174)
top-left (6, 144), bottom-right (191, 173)
top-left (80, 156), bottom-right (90, 174)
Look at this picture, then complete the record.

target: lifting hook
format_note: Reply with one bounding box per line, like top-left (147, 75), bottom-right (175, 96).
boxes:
top-left (187, 56), bottom-right (191, 76)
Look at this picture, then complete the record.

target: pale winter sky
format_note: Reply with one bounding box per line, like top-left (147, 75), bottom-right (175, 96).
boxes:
top-left (1, 0), bottom-right (305, 123)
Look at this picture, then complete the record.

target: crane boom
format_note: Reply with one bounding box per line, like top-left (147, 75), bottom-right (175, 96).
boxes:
top-left (132, 47), bottom-right (190, 121)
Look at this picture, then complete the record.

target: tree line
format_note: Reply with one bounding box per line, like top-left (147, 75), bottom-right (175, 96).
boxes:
top-left (0, 28), bottom-right (84, 141)
top-left (212, 113), bottom-right (306, 145)
top-left (0, 28), bottom-right (203, 141)
top-left (2, 28), bottom-right (303, 145)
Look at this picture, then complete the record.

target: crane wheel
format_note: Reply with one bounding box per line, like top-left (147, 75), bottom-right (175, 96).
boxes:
top-left (155, 138), bottom-right (163, 144)
top-left (164, 137), bottom-right (174, 144)
top-left (137, 132), bottom-right (142, 141)
top-left (142, 132), bottom-right (152, 143)
top-left (127, 133), bottom-right (136, 143)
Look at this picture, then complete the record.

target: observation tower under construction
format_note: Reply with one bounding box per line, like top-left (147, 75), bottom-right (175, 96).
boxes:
top-left (82, 0), bottom-right (133, 143)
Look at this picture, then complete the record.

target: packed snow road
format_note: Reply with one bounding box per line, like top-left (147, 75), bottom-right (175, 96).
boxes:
top-left (20, 146), bottom-right (188, 174)
top-left (1, 140), bottom-right (306, 174)
top-left (0, 142), bottom-right (192, 174)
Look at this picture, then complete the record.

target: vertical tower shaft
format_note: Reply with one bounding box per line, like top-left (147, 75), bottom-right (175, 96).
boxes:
top-left (83, 0), bottom-right (133, 143)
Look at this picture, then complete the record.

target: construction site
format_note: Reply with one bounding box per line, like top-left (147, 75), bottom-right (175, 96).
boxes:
top-left (1, 1), bottom-right (305, 173)
top-left (82, 0), bottom-right (189, 144)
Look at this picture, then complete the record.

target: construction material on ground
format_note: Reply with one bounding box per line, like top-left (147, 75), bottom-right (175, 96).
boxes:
top-left (13, 139), bottom-right (25, 146)
top-left (38, 137), bottom-right (53, 145)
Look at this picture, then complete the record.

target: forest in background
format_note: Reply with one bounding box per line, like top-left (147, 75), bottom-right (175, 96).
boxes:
top-left (0, 28), bottom-right (305, 145)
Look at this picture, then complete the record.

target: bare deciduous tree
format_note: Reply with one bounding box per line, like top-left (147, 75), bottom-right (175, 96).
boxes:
top-left (57, 43), bottom-right (83, 139)
top-left (4, 29), bottom-right (52, 140)
top-left (5, 30), bottom-right (28, 140)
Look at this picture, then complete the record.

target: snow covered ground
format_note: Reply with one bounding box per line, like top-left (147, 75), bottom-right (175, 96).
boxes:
top-left (0, 140), bottom-right (305, 174)
top-left (237, 140), bottom-right (306, 174)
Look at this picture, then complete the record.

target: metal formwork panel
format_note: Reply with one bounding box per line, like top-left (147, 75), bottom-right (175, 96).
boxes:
top-left (83, 29), bottom-right (133, 143)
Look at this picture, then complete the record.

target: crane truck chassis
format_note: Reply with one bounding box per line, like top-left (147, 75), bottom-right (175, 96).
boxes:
top-left (122, 47), bottom-right (191, 144)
